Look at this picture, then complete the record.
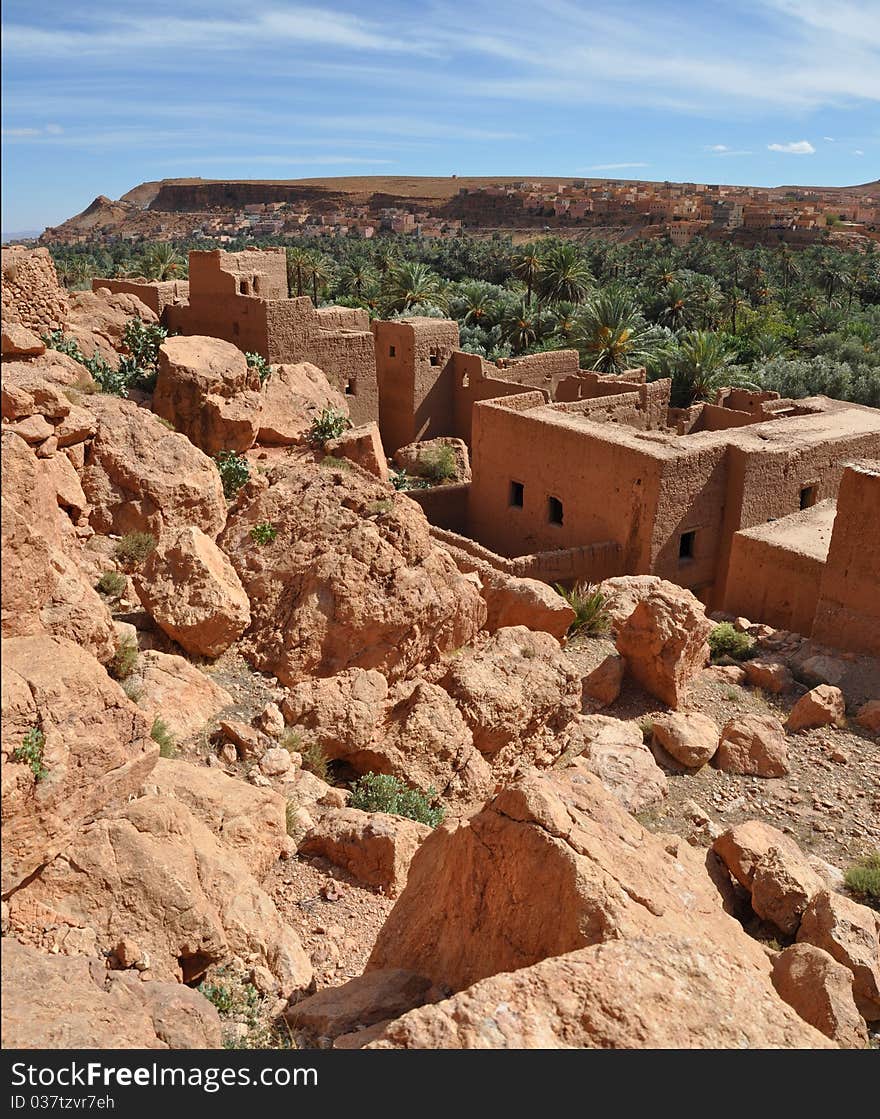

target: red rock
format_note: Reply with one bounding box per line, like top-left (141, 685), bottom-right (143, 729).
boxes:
top-left (712, 820), bottom-right (808, 890)
top-left (614, 579), bottom-right (712, 708)
top-left (750, 846), bottom-right (824, 935)
top-left (325, 422), bottom-right (389, 483)
top-left (257, 361), bottom-right (348, 445)
top-left (480, 570), bottom-right (575, 640)
top-left (797, 890), bottom-right (880, 1021)
top-left (393, 437), bottom-right (471, 483)
top-left (135, 651), bottom-right (232, 742)
top-left (744, 658), bottom-right (794, 694)
top-left (582, 652), bottom-right (625, 707)
top-left (1, 322), bottom-right (45, 356)
top-left (286, 969), bottom-right (439, 1043)
top-left (771, 943), bottom-right (868, 1049)
top-left (856, 700), bottom-right (880, 732)
top-left (557, 715), bottom-right (667, 812)
top-left (651, 711), bottom-right (719, 768)
top-left (137, 526), bottom-right (250, 657)
top-left (716, 714), bottom-right (789, 777)
top-left (786, 685), bottom-right (846, 732)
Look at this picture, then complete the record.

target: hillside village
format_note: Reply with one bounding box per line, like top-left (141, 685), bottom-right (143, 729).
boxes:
top-left (1, 242), bottom-right (879, 1053)
top-left (41, 176), bottom-right (880, 250)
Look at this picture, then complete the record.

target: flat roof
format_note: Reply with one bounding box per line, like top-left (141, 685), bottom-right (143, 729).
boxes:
top-left (734, 499), bottom-right (836, 562)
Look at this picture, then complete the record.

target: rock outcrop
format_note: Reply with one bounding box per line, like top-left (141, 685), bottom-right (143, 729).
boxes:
top-left (716, 714), bottom-right (789, 777)
top-left (220, 459), bottom-right (485, 684)
top-left (258, 362), bottom-right (348, 445)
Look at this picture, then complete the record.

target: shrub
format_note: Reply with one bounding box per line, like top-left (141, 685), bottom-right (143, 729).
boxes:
top-left (198, 966), bottom-right (287, 1050)
top-left (108, 635), bottom-right (139, 681)
top-left (250, 522), bottom-right (277, 545)
top-left (151, 717), bottom-right (177, 759)
top-left (215, 450), bottom-right (250, 499)
top-left (844, 852), bottom-right (880, 908)
top-left (97, 569), bottom-right (127, 598)
top-left (245, 352), bottom-right (271, 383)
top-left (708, 622), bottom-right (755, 662)
top-left (115, 532), bottom-right (157, 568)
top-left (320, 455), bottom-right (351, 470)
top-left (121, 677), bottom-right (143, 704)
top-left (14, 726), bottom-right (47, 782)
top-left (122, 317), bottom-right (166, 373)
top-left (349, 773), bottom-right (444, 828)
top-left (557, 582), bottom-right (610, 637)
top-left (298, 738), bottom-right (330, 783)
top-left (308, 406), bottom-right (350, 445)
top-left (420, 444), bottom-right (458, 484)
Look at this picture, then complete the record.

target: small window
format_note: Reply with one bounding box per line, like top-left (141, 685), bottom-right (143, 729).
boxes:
top-left (548, 496), bottom-right (564, 525)
top-left (461, 372), bottom-right (470, 388)
top-left (389, 345), bottom-right (396, 358)
top-left (800, 485), bottom-right (817, 510)
top-left (239, 279), bottom-right (248, 295)
top-left (509, 481), bottom-right (524, 508)
top-left (679, 530), bottom-right (696, 560)
top-left (429, 348), bottom-right (441, 367)
top-left (345, 378), bottom-right (356, 396)
top-left (252, 275), bottom-right (261, 295)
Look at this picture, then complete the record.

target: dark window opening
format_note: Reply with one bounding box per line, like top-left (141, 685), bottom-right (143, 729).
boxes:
top-left (800, 485), bottom-right (817, 510)
top-left (548, 496), bottom-right (564, 525)
top-left (509, 481), bottom-right (524, 508)
top-left (429, 348), bottom-right (441, 366)
top-left (239, 279), bottom-right (249, 295)
top-left (679, 530), bottom-right (696, 560)
top-left (253, 275), bottom-right (260, 295)
top-left (345, 378), bottom-right (356, 396)
top-left (389, 345), bottom-right (396, 358)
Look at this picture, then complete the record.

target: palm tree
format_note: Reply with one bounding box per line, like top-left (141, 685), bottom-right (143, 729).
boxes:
top-left (308, 253), bottom-right (334, 306)
top-left (536, 243), bottom-right (592, 304)
top-left (337, 260), bottom-right (377, 302)
top-left (574, 288), bottom-right (665, 374)
top-left (511, 245), bottom-right (543, 305)
top-left (286, 246), bottom-right (313, 297)
top-left (457, 282), bottom-right (499, 327)
top-left (499, 297), bottom-right (549, 353)
top-left (145, 243), bottom-right (184, 281)
top-left (654, 280), bottom-right (692, 330)
top-left (667, 330), bottom-right (756, 406)
top-left (380, 261), bottom-right (447, 314)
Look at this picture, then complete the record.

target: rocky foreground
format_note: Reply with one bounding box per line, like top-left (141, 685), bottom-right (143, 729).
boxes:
top-left (1, 272), bottom-right (878, 1051)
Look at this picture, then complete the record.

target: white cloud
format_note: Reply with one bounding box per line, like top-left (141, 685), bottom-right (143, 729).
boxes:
top-left (767, 140), bottom-right (816, 154)
top-left (1, 123), bottom-right (65, 138)
top-left (706, 144), bottom-right (729, 152)
top-left (587, 161), bottom-right (649, 171)
top-left (823, 136), bottom-right (836, 142)
top-left (705, 144), bottom-right (752, 156)
top-left (854, 149), bottom-right (865, 155)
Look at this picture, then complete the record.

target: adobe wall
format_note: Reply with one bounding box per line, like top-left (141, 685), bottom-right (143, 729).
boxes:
top-left (188, 248), bottom-right (288, 300)
top-left (430, 526), bottom-right (622, 586)
top-left (310, 329), bottom-right (378, 426)
top-left (168, 291), bottom-right (273, 356)
top-left (316, 306), bottom-right (370, 331)
top-left (407, 482), bottom-right (470, 533)
top-left (468, 394), bottom-right (665, 569)
top-left (372, 319), bottom-right (459, 453)
top-left (722, 502), bottom-right (834, 633)
top-left (450, 352), bottom-right (553, 444)
top-left (1, 246), bottom-right (69, 334)
top-left (812, 462), bottom-right (880, 655)
top-left (91, 277), bottom-right (189, 318)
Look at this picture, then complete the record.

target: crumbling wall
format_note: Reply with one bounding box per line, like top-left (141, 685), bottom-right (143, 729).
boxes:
top-left (431, 526), bottom-right (621, 586)
top-left (315, 306), bottom-right (370, 331)
top-left (1, 247), bottom-right (69, 334)
top-left (310, 330), bottom-right (378, 426)
top-left (812, 462), bottom-right (880, 655)
top-left (91, 277), bottom-right (189, 318)
top-left (407, 483), bottom-right (470, 534)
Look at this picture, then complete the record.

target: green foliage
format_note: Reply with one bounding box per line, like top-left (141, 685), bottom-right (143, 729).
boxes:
top-left (245, 352), bottom-right (271, 383)
top-left (122, 317), bottom-right (167, 390)
top-left (97, 569), bottom-right (127, 598)
top-left (115, 532), bottom-right (157, 568)
top-left (14, 726), bottom-right (48, 782)
top-left (557, 582), bottom-right (611, 637)
top-left (844, 852), bottom-right (880, 908)
top-left (197, 966), bottom-right (290, 1049)
top-left (349, 773), bottom-right (445, 828)
top-left (108, 635), bottom-right (139, 681)
top-left (389, 467), bottom-right (427, 490)
top-left (308, 406), bottom-right (351, 445)
top-left (419, 444), bottom-right (458, 484)
top-left (150, 717), bottom-right (177, 759)
top-left (298, 738), bottom-right (330, 783)
top-left (250, 522), bottom-right (277, 545)
top-left (320, 454), bottom-right (351, 470)
top-left (215, 450), bottom-right (251, 499)
top-left (708, 622), bottom-right (755, 662)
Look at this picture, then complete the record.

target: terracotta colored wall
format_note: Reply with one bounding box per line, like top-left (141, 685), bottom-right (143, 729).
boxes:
top-left (1, 247), bottom-right (69, 334)
top-left (468, 394), bottom-right (664, 567)
top-left (91, 277), bottom-right (189, 318)
top-left (430, 526), bottom-right (622, 586)
top-left (408, 483), bottom-right (470, 533)
top-left (310, 329), bottom-right (378, 427)
top-left (723, 526), bottom-right (826, 634)
top-left (315, 306), bottom-right (370, 331)
top-left (812, 462), bottom-right (880, 655)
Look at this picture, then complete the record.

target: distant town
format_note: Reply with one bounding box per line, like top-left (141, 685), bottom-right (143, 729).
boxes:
top-left (37, 175), bottom-right (880, 251)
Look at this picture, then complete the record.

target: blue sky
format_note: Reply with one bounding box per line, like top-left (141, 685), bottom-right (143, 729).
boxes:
top-left (2, 0), bottom-right (878, 233)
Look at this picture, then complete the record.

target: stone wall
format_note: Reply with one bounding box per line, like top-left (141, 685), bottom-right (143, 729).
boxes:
top-left (1, 247), bottom-right (69, 335)
top-left (91, 277), bottom-right (189, 318)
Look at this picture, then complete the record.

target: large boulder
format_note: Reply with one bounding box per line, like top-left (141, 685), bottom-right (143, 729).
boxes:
top-left (367, 934), bottom-right (832, 1050)
top-left (257, 361), bottom-right (348, 445)
top-left (1, 635), bottom-right (158, 894)
top-left (480, 570), bottom-right (575, 640)
top-left (556, 716), bottom-right (667, 813)
top-left (131, 650), bottom-right (232, 742)
top-left (367, 764), bottom-right (770, 993)
top-left (140, 757), bottom-right (287, 879)
top-left (750, 846), bottom-right (825, 936)
top-left (2, 431), bottom-right (115, 661)
top-left (581, 652), bottom-right (625, 707)
top-left (716, 714), bottom-right (789, 777)
top-left (219, 459), bottom-right (485, 685)
top-left (153, 336), bottom-right (261, 455)
top-left (713, 820), bottom-right (808, 890)
top-left (651, 711), bottom-right (719, 768)
top-left (300, 808), bottom-right (431, 897)
top-left (771, 944), bottom-right (868, 1049)
top-left (437, 627), bottom-right (581, 764)
top-left (81, 396), bottom-right (227, 539)
top-left (136, 526), bottom-right (250, 657)
top-left (8, 795), bottom-right (312, 995)
top-left (614, 580), bottom-right (712, 708)
top-left (797, 890), bottom-right (880, 1021)
top-left (1, 939), bottom-right (221, 1050)
top-left (325, 422), bottom-right (389, 483)
top-left (786, 686), bottom-right (846, 733)
top-left (66, 288), bottom-right (158, 369)
top-left (393, 437), bottom-right (471, 484)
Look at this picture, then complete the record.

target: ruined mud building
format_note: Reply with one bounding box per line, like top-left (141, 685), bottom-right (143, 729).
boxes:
top-left (94, 250), bottom-right (880, 653)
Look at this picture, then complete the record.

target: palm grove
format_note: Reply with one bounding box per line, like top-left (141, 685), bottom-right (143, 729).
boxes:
top-left (50, 233), bottom-right (880, 408)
